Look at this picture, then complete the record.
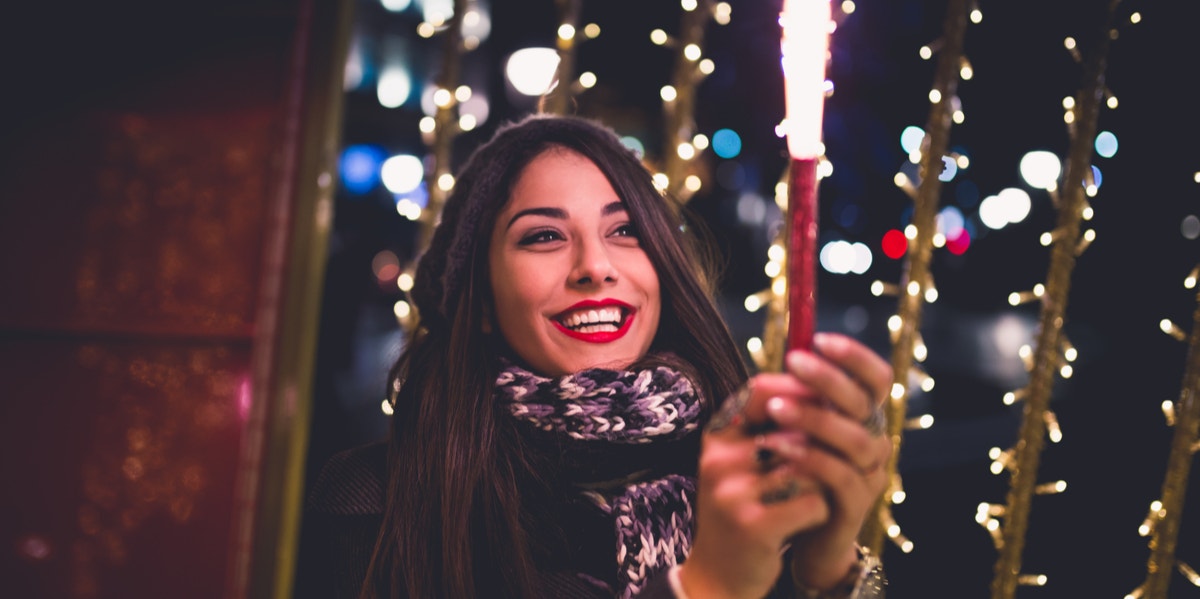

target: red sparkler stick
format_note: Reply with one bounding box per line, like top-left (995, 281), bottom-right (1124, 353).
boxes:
top-left (779, 0), bottom-right (832, 353)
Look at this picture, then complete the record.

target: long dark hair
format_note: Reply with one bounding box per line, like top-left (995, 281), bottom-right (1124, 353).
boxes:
top-left (361, 114), bottom-right (749, 598)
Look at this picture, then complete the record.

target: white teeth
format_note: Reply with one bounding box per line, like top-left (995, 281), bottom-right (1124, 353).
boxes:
top-left (560, 307), bottom-right (624, 329)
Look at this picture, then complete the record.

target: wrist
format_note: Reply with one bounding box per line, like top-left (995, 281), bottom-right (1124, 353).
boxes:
top-left (792, 545), bottom-right (886, 599)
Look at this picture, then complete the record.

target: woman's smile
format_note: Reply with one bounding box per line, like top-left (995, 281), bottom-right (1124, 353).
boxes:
top-left (552, 299), bottom-right (636, 342)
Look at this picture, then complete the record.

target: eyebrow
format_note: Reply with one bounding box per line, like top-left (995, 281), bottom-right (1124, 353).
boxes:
top-left (504, 201), bottom-right (627, 231)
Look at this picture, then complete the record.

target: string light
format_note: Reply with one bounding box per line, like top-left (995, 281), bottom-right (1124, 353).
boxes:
top-left (871, 280), bottom-right (900, 296)
top-left (1003, 388), bottom-right (1027, 406)
top-left (1179, 561), bottom-right (1200, 586)
top-left (1184, 264), bottom-right (1199, 289)
top-left (1008, 284), bottom-right (1046, 306)
top-left (1161, 400), bottom-right (1176, 426)
top-left (1017, 574), bottom-right (1047, 587)
top-left (1159, 318), bottom-right (1187, 341)
top-left (1043, 411), bottom-right (1062, 443)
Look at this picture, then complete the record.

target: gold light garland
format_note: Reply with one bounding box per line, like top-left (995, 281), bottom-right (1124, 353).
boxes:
top-left (652, 0), bottom-right (728, 203)
top-left (1126, 265), bottom-right (1200, 596)
top-left (858, 0), bottom-right (971, 559)
top-left (985, 3), bottom-right (1122, 597)
top-left (392, 0), bottom-right (469, 340)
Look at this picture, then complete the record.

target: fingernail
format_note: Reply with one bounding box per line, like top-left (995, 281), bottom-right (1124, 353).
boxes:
top-left (774, 432), bottom-right (808, 457)
top-left (787, 351), bottom-right (814, 374)
top-left (766, 396), bottom-right (801, 424)
top-left (767, 396), bottom-right (787, 414)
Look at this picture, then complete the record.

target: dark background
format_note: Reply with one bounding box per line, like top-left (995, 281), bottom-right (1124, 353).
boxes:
top-left (306, 0), bottom-right (1200, 596)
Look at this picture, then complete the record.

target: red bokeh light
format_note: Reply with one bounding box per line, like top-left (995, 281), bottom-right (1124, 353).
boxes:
top-left (946, 228), bottom-right (971, 255)
top-left (882, 229), bottom-right (907, 259)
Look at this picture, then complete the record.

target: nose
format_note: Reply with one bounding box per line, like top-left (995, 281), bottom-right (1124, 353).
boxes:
top-left (570, 237), bottom-right (618, 287)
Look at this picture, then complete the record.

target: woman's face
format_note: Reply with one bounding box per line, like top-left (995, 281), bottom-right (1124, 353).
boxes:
top-left (488, 147), bottom-right (661, 376)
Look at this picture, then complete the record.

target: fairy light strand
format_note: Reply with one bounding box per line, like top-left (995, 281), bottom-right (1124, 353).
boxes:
top-left (657, 0), bottom-right (728, 202)
top-left (1132, 264), bottom-right (1200, 598)
top-left (859, 0), bottom-right (970, 558)
top-left (540, 0), bottom-right (585, 115)
top-left (398, 0), bottom-right (470, 337)
top-left (989, 3), bottom-right (1121, 597)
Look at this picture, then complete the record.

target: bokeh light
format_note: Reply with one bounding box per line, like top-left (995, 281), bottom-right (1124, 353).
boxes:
top-left (712, 128), bottom-right (742, 159)
top-left (882, 229), bottom-right (907, 259)
top-left (505, 47), bottom-right (560, 96)
top-left (381, 154), bottom-right (425, 194)
top-left (1019, 150), bottom-right (1061, 190)
top-left (1094, 130), bottom-right (1118, 158)
top-left (339, 144), bottom-right (385, 194)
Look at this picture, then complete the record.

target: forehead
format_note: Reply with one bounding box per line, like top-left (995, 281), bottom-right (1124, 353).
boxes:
top-left (502, 147), bottom-right (621, 209)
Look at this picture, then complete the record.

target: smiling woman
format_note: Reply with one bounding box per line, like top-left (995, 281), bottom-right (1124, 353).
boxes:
top-left (295, 114), bottom-right (893, 599)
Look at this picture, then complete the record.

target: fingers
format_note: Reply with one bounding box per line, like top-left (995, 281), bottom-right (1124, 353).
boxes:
top-left (785, 332), bottom-right (891, 424)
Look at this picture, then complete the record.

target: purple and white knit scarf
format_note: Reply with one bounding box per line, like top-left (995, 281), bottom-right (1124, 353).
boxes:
top-left (495, 359), bottom-right (703, 598)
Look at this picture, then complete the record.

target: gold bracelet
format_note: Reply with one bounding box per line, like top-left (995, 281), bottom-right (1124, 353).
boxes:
top-left (794, 545), bottom-right (886, 599)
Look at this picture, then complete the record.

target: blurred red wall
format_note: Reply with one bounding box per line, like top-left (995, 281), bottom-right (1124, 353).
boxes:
top-left (0, 1), bottom-right (351, 597)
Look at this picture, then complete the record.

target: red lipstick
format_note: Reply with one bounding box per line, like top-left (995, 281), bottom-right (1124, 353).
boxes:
top-left (552, 299), bottom-right (636, 344)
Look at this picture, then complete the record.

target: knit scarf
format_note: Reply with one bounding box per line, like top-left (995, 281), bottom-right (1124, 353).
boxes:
top-left (495, 358), bottom-right (703, 599)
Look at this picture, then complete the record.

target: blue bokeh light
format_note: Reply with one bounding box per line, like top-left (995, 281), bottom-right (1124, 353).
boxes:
top-left (712, 128), bottom-right (742, 159)
top-left (1094, 131), bottom-right (1118, 158)
top-left (340, 144), bottom-right (386, 195)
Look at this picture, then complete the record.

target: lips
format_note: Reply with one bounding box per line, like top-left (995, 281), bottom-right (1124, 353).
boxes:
top-left (552, 299), bottom-right (636, 343)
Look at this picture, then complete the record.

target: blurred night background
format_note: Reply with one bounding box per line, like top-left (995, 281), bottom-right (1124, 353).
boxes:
top-left (308, 0), bottom-right (1200, 595)
top-left (3, 0), bottom-right (1200, 597)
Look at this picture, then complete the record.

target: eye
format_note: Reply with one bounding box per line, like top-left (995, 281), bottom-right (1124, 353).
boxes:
top-left (518, 228), bottom-right (563, 245)
top-left (613, 222), bottom-right (640, 238)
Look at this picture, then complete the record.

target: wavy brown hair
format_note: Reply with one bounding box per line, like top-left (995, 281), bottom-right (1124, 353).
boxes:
top-left (361, 114), bottom-right (749, 599)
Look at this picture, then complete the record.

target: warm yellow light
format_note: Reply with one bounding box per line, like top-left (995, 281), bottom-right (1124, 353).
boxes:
top-left (715, 3), bottom-right (733, 24)
top-left (650, 29), bottom-right (669, 45)
top-left (890, 382), bottom-right (905, 399)
top-left (394, 300), bottom-right (411, 319)
top-left (684, 43), bottom-right (702, 61)
top-left (684, 175), bottom-right (702, 192)
top-left (928, 89), bottom-right (942, 103)
top-left (652, 173), bottom-right (669, 191)
top-left (579, 72), bottom-right (597, 88)
top-left (433, 88), bottom-right (452, 108)
top-left (397, 272), bottom-right (414, 291)
top-left (660, 85), bottom-right (678, 102)
top-left (747, 337), bottom-right (763, 352)
top-left (558, 23), bottom-right (575, 41)
top-left (381, 398), bottom-right (394, 415)
top-left (677, 143), bottom-right (696, 160)
top-left (437, 173), bottom-right (455, 191)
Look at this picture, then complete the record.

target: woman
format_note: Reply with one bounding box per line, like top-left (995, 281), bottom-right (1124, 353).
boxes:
top-left (298, 114), bottom-right (892, 599)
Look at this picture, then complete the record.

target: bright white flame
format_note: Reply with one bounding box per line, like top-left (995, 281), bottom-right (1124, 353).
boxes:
top-left (779, 0), bottom-right (832, 159)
